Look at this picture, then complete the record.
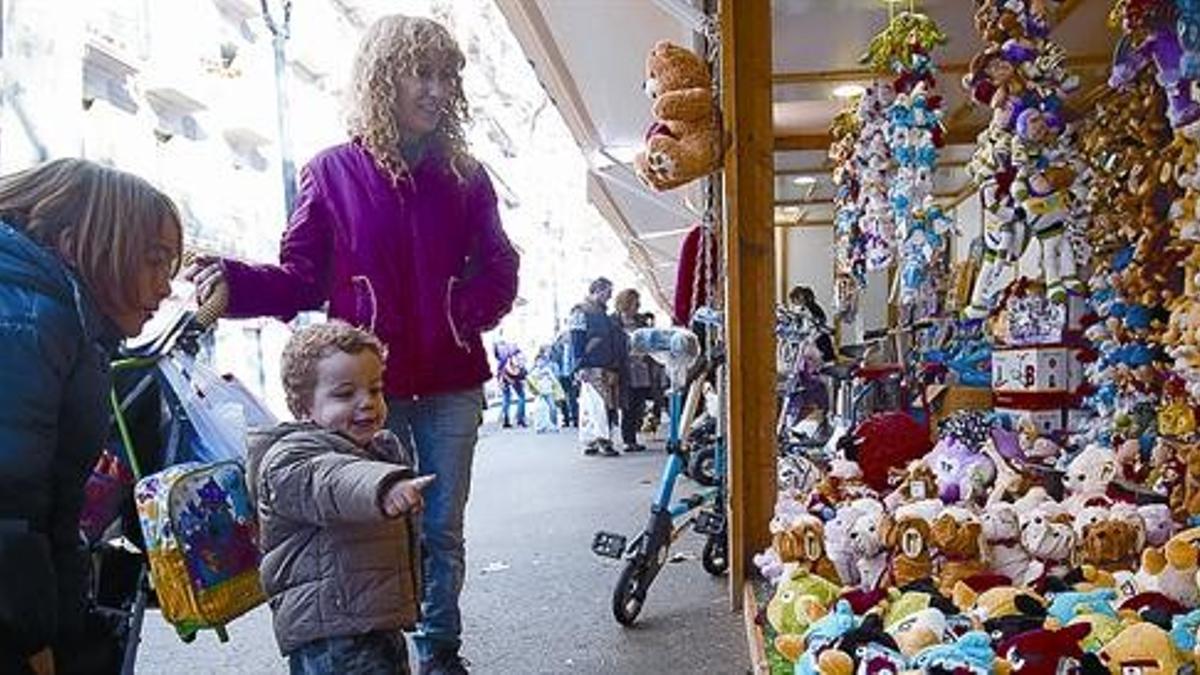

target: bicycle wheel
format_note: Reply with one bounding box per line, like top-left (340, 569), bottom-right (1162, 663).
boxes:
top-left (701, 535), bottom-right (728, 576)
top-left (687, 444), bottom-right (717, 487)
top-left (612, 558), bottom-right (649, 625)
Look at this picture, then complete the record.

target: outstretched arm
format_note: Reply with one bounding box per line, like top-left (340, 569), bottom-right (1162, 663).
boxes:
top-left (191, 167), bottom-right (334, 321)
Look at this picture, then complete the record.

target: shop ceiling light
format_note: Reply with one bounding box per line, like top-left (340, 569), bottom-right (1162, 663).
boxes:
top-left (832, 83), bottom-right (866, 99)
top-left (792, 176), bottom-right (817, 186)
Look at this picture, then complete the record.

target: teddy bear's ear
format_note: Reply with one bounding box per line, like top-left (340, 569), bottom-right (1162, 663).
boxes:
top-left (879, 515), bottom-right (896, 548)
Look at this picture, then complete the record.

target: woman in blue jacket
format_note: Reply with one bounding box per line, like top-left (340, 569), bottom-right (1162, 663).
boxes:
top-left (0, 159), bottom-right (181, 674)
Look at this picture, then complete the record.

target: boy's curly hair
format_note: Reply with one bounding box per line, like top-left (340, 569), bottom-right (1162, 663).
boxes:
top-left (281, 320), bottom-right (388, 419)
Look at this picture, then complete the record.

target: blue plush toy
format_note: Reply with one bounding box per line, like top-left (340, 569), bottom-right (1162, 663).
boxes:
top-left (910, 631), bottom-right (995, 674)
top-left (1179, 0), bottom-right (1200, 77)
top-left (1045, 589), bottom-right (1118, 627)
top-left (794, 600), bottom-right (858, 675)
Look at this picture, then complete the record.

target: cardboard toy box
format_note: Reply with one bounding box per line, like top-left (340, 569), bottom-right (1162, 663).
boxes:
top-left (995, 407), bottom-right (1065, 435)
top-left (992, 345), bottom-right (1083, 393)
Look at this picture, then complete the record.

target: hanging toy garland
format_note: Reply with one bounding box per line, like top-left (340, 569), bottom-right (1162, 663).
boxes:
top-left (962, 0), bottom-right (1087, 317)
top-left (866, 9), bottom-right (953, 312)
top-left (850, 82), bottom-right (897, 274)
top-left (1075, 73), bottom-right (1181, 450)
top-left (830, 103), bottom-right (865, 321)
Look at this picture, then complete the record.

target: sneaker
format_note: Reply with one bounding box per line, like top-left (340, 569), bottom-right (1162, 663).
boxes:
top-left (624, 443), bottom-right (646, 453)
top-left (419, 650), bottom-right (471, 675)
top-left (502, 420), bottom-right (512, 429)
top-left (584, 442), bottom-right (599, 456)
top-left (600, 441), bottom-right (620, 457)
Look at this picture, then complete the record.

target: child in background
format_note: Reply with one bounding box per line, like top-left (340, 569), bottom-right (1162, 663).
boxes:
top-left (247, 321), bottom-right (434, 673)
top-left (528, 346), bottom-right (565, 433)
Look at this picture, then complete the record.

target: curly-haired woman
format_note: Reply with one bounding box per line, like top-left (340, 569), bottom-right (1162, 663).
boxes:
top-left (187, 15), bottom-right (519, 674)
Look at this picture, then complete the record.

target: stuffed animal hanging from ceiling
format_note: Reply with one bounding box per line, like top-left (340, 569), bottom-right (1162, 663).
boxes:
top-left (963, 0), bottom-right (1086, 318)
top-left (634, 41), bottom-right (723, 191)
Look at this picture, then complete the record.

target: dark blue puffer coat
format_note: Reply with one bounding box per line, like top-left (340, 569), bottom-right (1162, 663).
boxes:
top-left (0, 221), bottom-right (119, 662)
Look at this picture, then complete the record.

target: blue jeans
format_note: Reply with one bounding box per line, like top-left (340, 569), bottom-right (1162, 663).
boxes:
top-left (500, 380), bottom-right (525, 425)
top-left (288, 631), bottom-right (408, 674)
top-left (386, 388), bottom-right (484, 660)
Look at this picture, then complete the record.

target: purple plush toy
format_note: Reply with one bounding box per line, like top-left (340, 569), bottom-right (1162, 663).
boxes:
top-left (927, 429), bottom-right (997, 505)
top-left (1111, 8), bottom-right (1200, 130)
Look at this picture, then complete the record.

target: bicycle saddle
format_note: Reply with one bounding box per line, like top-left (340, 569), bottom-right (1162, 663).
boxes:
top-left (820, 363), bottom-right (856, 381)
top-left (838, 344), bottom-right (868, 361)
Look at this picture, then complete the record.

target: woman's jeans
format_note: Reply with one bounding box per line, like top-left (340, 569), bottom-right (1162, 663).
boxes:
top-left (288, 631), bottom-right (409, 674)
top-left (500, 380), bottom-right (525, 425)
top-left (386, 388), bottom-right (484, 660)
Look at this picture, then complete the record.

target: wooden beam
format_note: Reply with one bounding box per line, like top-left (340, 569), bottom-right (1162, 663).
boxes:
top-left (721, 0), bottom-right (775, 609)
top-left (774, 133), bottom-right (830, 151)
top-left (771, 54), bottom-right (1109, 86)
top-left (775, 219), bottom-right (834, 228)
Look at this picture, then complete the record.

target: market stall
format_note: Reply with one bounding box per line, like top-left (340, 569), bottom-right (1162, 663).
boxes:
top-left (502, 0), bottom-right (1200, 671)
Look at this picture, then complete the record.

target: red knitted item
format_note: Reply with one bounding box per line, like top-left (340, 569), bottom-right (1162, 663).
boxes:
top-left (852, 412), bottom-right (932, 492)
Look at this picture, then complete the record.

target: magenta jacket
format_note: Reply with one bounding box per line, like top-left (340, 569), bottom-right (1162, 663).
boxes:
top-left (222, 141), bottom-right (520, 398)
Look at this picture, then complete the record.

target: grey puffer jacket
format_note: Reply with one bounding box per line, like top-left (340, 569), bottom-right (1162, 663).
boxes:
top-left (247, 422), bottom-right (421, 655)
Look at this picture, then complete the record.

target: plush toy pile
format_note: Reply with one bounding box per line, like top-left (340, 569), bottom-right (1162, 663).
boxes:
top-left (1076, 74), bottom-right (1183, 454)
top-left (756, 406), bottom-right (1200, 674)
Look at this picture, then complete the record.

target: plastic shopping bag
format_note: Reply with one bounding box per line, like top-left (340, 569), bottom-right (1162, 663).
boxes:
top-left (578, 381), bottom-right (609, 444)
top-left (157, 353), bottom-right (277, 462)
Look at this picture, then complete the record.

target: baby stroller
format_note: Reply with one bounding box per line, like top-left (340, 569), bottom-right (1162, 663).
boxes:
top-left (81, 285), bottom-right (272, 673)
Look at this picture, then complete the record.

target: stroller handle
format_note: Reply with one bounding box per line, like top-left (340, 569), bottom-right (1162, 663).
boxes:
top-left (194, 281), bottom-right (229, 328)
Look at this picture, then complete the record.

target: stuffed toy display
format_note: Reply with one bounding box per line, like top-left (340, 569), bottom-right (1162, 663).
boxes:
top-left (830, 103), bottom-right (866, 322)
top-left (750, 2), bottom-right (1200, 672)
top-left (863, 10), bottom-right (954, 313)
top-left (1111, 0), bottom-right (1200, 132)
top-left (634, 41), bottom-right (722, 191)
top-left (964, 0), bottom-right (1087, 317)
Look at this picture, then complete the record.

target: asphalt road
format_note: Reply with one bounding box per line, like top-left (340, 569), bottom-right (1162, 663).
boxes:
top-left (136, 421), bottom-right (749, 674)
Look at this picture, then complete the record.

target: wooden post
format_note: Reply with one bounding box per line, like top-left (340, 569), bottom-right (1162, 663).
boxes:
top-left (720, 0), bottom-right (775, 607)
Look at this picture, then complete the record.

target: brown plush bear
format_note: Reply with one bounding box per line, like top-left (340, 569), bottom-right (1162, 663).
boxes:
top-left (634, 41), bottom-right (722, 191)
top-left (932, 511), bottom-right (988, 597)
top-left (882, 514), bottom-right (934, 587)
top-left (775, 514), bottom-right (841, 584)
top-left (1078, 519), bottom-right (1142, 574)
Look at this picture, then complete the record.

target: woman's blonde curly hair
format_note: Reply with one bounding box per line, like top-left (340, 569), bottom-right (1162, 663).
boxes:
top-left (346, 15), bottom-right (474, 182)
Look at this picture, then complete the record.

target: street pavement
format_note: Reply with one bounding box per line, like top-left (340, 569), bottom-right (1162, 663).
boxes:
top-left (136, 419), bottom-right (749, 674)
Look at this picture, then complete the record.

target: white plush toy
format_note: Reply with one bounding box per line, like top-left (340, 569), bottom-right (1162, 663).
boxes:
top-left (848, 505), bottom-right (889, 590)
top-left (1139, 504), bottom-right (1179, 547)
top-left (825, 497), bottom-right (883, 586)
top-left (1061, 445), bottom-right (1119, 507)
top-left (1020, 502), bottom-right (1076, 586)
top-left (982, 502), bottom-right (1031, 583)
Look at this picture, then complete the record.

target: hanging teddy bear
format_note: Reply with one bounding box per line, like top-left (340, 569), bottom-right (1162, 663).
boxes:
top-left (634, 41), bottom-right (723, 191)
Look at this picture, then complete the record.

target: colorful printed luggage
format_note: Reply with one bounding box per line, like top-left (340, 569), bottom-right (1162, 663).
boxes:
top-left (134, 460), bottom-right (264, 638)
